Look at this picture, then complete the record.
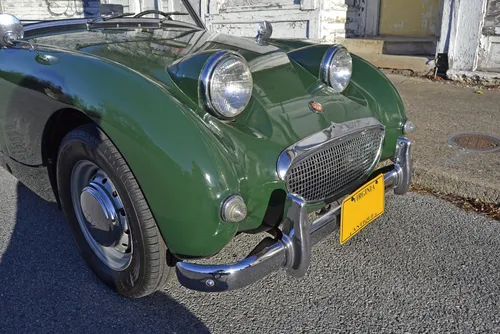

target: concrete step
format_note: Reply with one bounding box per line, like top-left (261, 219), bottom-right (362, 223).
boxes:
top-left (339, 36), bottom-right (437, 56)
top-left (337, 38), bottom-right (384, 55)
top-left (354, 53), bottom-right (436, 75)
top-left (383, 37), bottom-right (437, 56)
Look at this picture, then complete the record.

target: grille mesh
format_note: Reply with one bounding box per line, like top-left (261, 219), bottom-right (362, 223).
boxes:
top-left (285, 129), bottom-right (384, 202)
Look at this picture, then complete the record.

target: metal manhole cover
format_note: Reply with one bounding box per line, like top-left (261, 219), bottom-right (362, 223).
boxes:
top-left (448, 133), bottom-right (500, 152)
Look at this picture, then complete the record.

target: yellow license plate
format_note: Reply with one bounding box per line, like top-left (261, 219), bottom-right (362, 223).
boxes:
top-left (340, 174), bottom-right (385, 244)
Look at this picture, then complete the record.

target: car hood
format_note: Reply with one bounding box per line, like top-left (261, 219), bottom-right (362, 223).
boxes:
top-left (34, 26), bottom-right (403, 177)
top-left (35, 27), bottom-right (402, 142)
top-left (30, 26), bottom-right (405, 231)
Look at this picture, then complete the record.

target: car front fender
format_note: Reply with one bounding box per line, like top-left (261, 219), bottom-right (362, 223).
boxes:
top-left (72, 56), bottom-right (242, 257)
top-left (0, 47), bottom-right (241, 257)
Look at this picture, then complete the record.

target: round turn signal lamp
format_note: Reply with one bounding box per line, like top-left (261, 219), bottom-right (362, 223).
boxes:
top-left (221, 195), bottom-right (247, 223)
top-left (403, 120), bottom-right (416, 134)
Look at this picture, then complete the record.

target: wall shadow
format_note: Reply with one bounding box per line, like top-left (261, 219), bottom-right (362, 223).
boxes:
top-left (344, 0), bottom-right (361, 38)
top-left (0, 180), bottom-right (210, 333)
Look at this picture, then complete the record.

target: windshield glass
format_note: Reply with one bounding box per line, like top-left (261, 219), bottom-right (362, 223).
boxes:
top-left (1, 0), bottom-right (200, 26)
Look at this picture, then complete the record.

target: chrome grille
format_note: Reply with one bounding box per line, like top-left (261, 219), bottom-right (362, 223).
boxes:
top-left (285, 128), bottom-right (384, 203)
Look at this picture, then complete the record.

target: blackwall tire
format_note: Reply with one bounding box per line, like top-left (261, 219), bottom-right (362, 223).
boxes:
top-left (56, 123), bottom-right (171, 298)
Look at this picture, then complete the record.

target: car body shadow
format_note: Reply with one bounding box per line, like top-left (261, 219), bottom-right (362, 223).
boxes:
top-left (0, 180), bottom-right (210, 333)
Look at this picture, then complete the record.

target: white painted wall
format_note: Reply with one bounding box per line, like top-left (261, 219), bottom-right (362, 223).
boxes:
top-left (0, 0), bottom-right (201, 24)
top-left (203, 0), bottom-right (358, 44)
top-left (439, 0), bottom-right (500, 75)
top-left (0, 0), bottom-right (357, 44)
top-left (478, 35), bottom-right (500, 71)
top-left (449, 0), bottom-right (487, 71)
top-left (477, 0), bottom-right (500, 71)
top-left (360, 0), bottom-right (380, 37)
top-left (1, 0), bottom-right (86, 19)
top-left (318, 0), bottom-right (356, 42)
top-left (0, 0), bottom-right (133, 19)
top-left (436, 0), bottom-right (454, 54)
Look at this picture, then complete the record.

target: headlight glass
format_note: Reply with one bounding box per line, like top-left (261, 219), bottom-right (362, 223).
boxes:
top-left (202, 52), bottom-right (253, 119)
top-left (320, 46), bottom-right (352, 93)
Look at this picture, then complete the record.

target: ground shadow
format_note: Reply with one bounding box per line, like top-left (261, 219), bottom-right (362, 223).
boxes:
top-left (0, 181), bottom-right (210, 333)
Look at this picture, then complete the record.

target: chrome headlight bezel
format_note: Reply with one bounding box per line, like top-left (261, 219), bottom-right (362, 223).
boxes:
top-left (199, 51), bottom-right (253, 120)
top-left (319, 45), bottom-right (352, 93)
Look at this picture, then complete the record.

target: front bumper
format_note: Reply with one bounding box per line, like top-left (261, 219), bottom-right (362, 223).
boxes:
top-left (176, 137), bottom-right (412, 292)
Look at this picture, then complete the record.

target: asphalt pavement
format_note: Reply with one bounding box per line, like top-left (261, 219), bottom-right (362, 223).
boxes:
top-left (0, 165), bottom-right (499, 333)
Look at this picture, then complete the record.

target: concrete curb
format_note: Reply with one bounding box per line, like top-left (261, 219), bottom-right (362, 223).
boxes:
top-left (388, 74), bottom-right (500, 205)
top-left (356, 53), bottom-right (435, 75)
top-left (412, 165), bottom-right (500, 204)
top-left (447, 69), bottom-right (500, 86)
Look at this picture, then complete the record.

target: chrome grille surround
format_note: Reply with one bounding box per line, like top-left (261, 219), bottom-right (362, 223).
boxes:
top-left (277, 117), bottom-right (385, 203)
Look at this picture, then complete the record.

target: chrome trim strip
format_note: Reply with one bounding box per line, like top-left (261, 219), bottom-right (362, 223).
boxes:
top-left (23, 18), bottom-right (89, 31)
top-left (175, 137), bottom-right (412, 292)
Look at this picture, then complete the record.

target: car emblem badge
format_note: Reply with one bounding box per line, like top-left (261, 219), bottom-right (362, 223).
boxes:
top-left (309, 101), bottom-right (323, 113)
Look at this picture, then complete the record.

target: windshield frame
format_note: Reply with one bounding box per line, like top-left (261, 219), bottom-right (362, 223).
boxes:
top-left (20, 0), bottom-right (205, 30)
top-left (23, 19), bottom-right (204, 41)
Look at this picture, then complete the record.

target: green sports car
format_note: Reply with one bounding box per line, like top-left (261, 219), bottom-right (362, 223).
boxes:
top-left (0, 1), bottom-right (414, 298)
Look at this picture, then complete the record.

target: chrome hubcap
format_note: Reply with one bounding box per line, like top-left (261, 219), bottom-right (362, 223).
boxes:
top-left (70, 161), bottom-right (132, 271)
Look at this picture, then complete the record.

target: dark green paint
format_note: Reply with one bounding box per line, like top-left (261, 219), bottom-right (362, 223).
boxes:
top-left (167, 52), bottom-right (213, 104)
top-left (0, 26), bottom-right (406, 257)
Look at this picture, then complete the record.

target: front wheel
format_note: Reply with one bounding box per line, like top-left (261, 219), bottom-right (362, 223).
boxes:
top-left (57, 124), bottom-right (171, 298)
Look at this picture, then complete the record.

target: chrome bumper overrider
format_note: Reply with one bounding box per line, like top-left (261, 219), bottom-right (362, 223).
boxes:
top-left (175, 137), bottom-right (412, 292)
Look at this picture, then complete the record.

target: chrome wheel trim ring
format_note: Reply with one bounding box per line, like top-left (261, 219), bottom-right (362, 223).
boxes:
top-left (70, 160), bottom-right (132, 271)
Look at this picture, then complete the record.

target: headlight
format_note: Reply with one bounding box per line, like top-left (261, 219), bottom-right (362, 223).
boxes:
top-left (320, 45), bottom-right (352, 93)
top-left (200, 51), bottom-right (253, 119)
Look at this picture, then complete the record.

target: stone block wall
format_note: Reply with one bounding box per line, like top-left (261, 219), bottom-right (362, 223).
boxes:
top-left (318, 0), bottom-right (359, 43)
